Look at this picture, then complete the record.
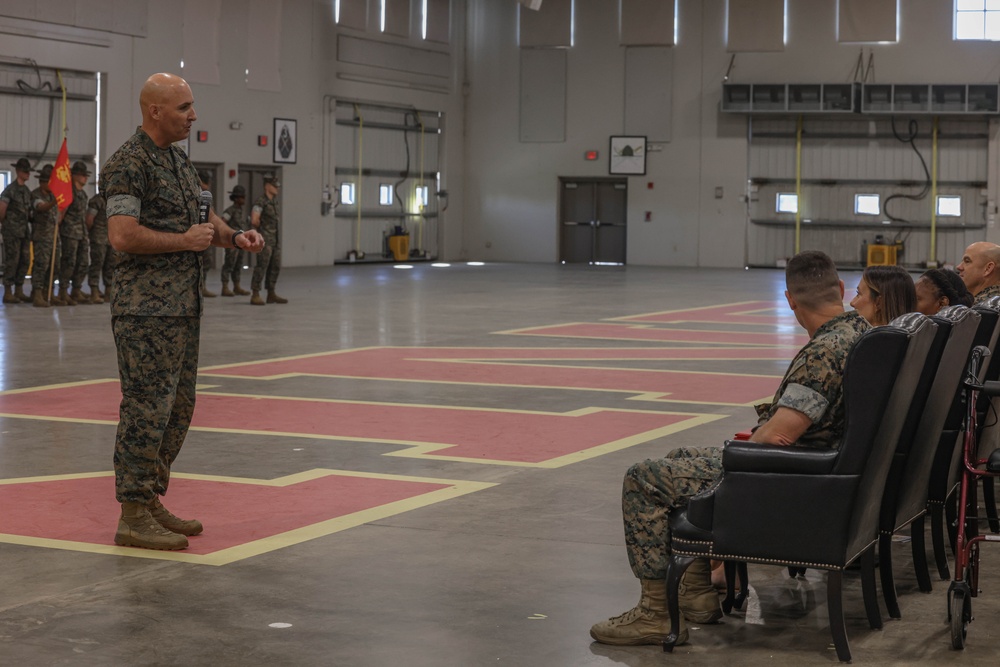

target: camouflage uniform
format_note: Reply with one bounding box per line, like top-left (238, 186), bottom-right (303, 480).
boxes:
top-left (975, 283), bottom-right (1000, 304)
top-left (59, 186), bottom-right (90, 291)
top-left (87, 193), bottom-right (115, 296)
top-left (622, 310), bottom-right (871, 579)
top-left (31, 187), bottom-right (59, 297)
top-left (1, 180), bottom-right (32, 291)
top-left (101, 127), bottom-right (204, 505)
top-left (220, 201), bottom-right (246, 284)
top-left (250, 194), bottom-right (281, 291)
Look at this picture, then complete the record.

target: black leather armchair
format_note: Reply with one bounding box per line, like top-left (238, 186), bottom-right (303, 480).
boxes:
top-left (877, 305), bottom-right (980, 619)
top-left (663, 314), bottom-right (937, 663)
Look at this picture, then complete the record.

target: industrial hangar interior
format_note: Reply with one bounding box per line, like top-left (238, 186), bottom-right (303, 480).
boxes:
top-left (2, 0), bottom-right (1000, 665)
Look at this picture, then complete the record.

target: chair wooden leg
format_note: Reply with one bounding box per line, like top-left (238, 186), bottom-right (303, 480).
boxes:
top-left (877, 533), bottom-right (900, 620)
top-left (985, 477), bottom-right (1000, 533)
top-left (861, 547), bottom-right (884, 629)
top-left (663, 555), bottom-right (693, 653)
top-left (735, 561), bottom-right (749, 611)
top-left (930, 504), bottom-right (952, 580)
top-left (722, 561), bottom-right (737, 614)
top-left (910, 517), bottom-right (933, 593)
top-left (827, 570), bottom-right (853, 663)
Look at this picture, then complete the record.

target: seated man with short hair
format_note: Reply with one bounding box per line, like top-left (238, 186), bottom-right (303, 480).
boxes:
top-left (590, 250), bottom-right (871, 647)
top-left (956, 241), bottom-right (1000, 304)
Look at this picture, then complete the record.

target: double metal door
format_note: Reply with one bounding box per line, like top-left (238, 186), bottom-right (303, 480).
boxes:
top-left (559, 178), bottom-right (627, 264)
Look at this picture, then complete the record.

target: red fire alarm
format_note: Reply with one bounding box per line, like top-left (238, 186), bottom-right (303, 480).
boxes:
top-left (229, 169), bottom-right (236, 178)
top-left (197, 131), bottom-right (208, 142)
top-left (258, 135), bottom-right (268, 147)
top-left (584, 150), bottom-right (599, 161)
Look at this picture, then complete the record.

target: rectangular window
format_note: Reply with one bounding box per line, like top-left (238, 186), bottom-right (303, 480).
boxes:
top-left (415, 185), bottom-right (429, 207)
top-left (855, 194), bottom-right (881, 215)
top-left (955, 0), bottom-right (1000, 40)
top-left (379, 184), bottom-right (394, 206)
top-left (937, 195), bottom-right (962, 217)
top-left (340, 182), bottom-right (355, 205)
top-left (776, 192), bottom-right (798, 213)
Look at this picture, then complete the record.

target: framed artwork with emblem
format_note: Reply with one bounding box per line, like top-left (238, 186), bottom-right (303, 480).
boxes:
top-left (609, 135), bottom-right (646, 175)
top-left (273, 118), bottom-right (297, 164)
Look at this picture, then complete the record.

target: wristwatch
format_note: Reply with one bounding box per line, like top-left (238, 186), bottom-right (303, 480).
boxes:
top-left (231, 229), bottom-right (245, 246)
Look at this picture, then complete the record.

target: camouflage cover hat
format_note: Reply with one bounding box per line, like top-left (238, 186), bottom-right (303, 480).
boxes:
top-left (263, 173), bottom-right (280, 187)
top-left (71, 160), bottom-right (92, 176)
top-left (229, 184), bottom-right (247, 200)
top-left (36, 164), bottom-right (53, 182)
top-left (10, 157), bottom-right (31, 172)
top-left (198, 170), bottom-right (213, 186)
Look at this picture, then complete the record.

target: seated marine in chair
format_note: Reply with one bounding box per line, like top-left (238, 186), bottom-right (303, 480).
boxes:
top-left (589, 250), bottom-right (871, 647)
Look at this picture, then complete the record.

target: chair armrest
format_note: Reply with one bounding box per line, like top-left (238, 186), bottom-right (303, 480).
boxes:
top-left (722, 441), bottom-right (840, 475)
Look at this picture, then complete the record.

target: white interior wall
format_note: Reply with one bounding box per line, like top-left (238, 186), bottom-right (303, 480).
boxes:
top-left (464, 0), bottom-right (1000, 268)
top-left (4, 1), bottom-right (1000, 269)
top-left (0, 0), bottom-right (465, 267)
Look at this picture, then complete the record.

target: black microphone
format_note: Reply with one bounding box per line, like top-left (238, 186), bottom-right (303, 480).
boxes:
top-left (199, 190), bottom-right (213, 224)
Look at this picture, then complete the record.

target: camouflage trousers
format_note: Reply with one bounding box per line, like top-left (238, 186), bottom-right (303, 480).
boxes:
top-left (2, 232), bottom-right (30, 287)
top-left (59, 236), bottom-right (89, 289)
top-left (220, 246), bottom-right (246, 284)
top-left (623, 446), bottom-right (723, 580)
top-left (199, 247), bottom-right (214, 291)
top-left (30, 229), bottom-right (59, 296)
top-left (113, 315), bottom-right (201, 504)
top-left (88, 240), bottom-right (115, 292)
top-left (251, 242), bottom-right (281, 291)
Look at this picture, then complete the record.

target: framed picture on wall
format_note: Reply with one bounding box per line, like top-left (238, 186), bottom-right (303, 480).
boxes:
top-left (608, 135), bottom-right (646, 175)
top-left (273, 118), bottom-right (297, 164)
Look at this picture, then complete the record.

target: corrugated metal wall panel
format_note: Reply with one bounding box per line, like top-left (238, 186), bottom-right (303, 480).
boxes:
top-left (332, 101), bottom-right (442, 261)
top-left (747, 114), bottom-right (989, 267)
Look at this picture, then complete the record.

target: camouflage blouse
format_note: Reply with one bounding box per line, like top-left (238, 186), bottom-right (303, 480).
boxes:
top-left (0, 181), bottom-right (32, 238)
top-left (87, 193), bottom-right (108, 246)
top-left (975, 283), bottom-right (1000, 304)
top-left (31, 188), bottom-right (58, 242)
top-left (754, 310), bottom-right (871, 448)
top-left (61, 187), bottom-right (89, 240)
top-left (100, 128), bottom-right (202, 317)
top-left (251, 194), bottom-right (280, 245)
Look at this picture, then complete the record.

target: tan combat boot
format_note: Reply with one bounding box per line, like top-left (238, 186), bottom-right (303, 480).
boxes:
top-left (31, 290), bottom-right (50, 308)
top-left (589, 579), bottom-right (688, 646)
top-left (233, 281), bottom-right (250, 296)
top-left (59, 285), bottom-right (76, 305)
top-left (89, 289), bottom-right (104, 304)
top-left (71, 287), bottom-right (89, 304)
top-left (149, 497), bottom-right (203, 536)
top-left (16, 286), bottom-right (31, 302)
top-left (251, 290), bottom-right (265, 306)
top-left (220, 281), bottom-right (234, 297)
top-left (2, 285), bottom-right (17, 304)
top-left (678, 558), bottom-right (723, 624)
top-left (267, 289), bottom-right (288, 304)
top-left (114, 501), bottom-right (188, 550)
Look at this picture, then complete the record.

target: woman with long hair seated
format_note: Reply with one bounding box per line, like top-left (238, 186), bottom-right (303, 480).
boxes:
top-left (850, 265), bottom-right (917, 326)
top-left (914, 268), bottom-right (973, 316)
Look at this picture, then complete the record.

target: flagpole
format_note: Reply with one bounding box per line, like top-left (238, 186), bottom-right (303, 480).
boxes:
top-left (48, 70), bottom-right (68, 303)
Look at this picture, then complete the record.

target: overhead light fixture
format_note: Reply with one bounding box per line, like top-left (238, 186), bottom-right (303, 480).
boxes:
top-left (518, 0), bottom-right (542, 10)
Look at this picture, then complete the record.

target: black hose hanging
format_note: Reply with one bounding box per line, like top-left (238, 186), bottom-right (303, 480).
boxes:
top-left (882, 117), bottom-right (931, 224)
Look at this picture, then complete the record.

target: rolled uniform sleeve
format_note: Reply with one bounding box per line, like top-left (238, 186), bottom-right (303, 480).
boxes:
top-left (102, 156), bottom-right (146, 219)
top-left (772, 355), bottom-right (835, 424)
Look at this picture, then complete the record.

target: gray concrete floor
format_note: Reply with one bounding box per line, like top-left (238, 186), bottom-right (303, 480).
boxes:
top-left (1, 263), bottom-right (999, 666)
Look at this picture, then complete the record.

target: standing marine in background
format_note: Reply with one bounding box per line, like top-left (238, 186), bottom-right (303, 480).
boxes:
top-left (86, 187), bottom-right (114, 304)
top-left (58, 161), bottom-right (93, 306)
top-left (249, 173), bottom-right (287, 305)
top-left (0, 157), bottom-right (34, 304)
top-left (219, 184), bottom-right (250, 297)
top-left (197, 169), bottom-right (217, 298)
top-left (30, 164), bottom-right (63, 307)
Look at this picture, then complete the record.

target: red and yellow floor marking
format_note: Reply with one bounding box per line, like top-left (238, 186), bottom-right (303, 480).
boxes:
top-left (0, 380), bottom-right (723, 467)
top-left (498, 321), bottom-right (808, 347)
top-left (0, 469), bottom-right (495, 565)
top-left (610, 300), bottom-right (799, 327)
top-left (201, 346), bottom-right (785, 405)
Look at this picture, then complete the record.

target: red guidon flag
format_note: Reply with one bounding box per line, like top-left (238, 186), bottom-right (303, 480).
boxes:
top-left (51, 138), bottom-right (73, 212)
